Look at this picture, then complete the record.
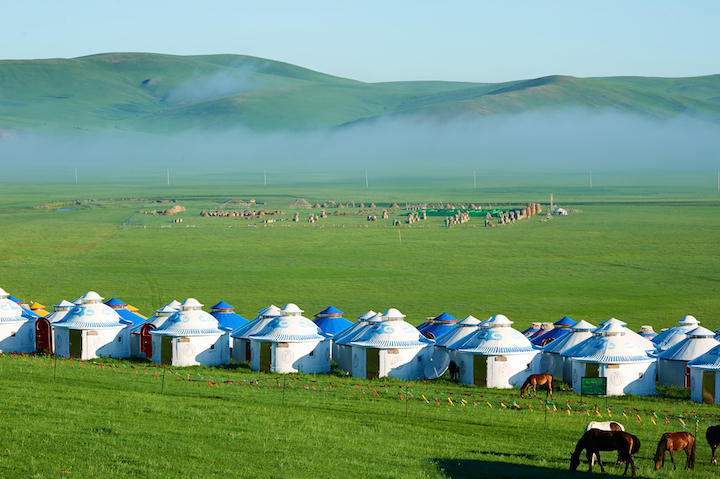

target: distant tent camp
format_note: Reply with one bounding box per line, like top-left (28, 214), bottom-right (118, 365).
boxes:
top-left (290, 198), bottom-right (311, 209)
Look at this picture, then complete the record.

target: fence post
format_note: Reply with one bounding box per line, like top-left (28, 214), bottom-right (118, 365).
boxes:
top-left (161, 365), bottom-right (166, 393)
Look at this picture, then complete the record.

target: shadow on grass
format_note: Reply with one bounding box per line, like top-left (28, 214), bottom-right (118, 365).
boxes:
top-left (434, 457), bottom-right (651, 479)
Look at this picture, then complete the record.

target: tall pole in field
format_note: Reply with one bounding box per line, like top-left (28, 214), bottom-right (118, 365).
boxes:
top-left (264, 170), bottom-right (267, 187)
top-left (717, 171), bottom-right (719, 191)
top-left (366, 170), bottom-right (368, 188)
top-left (167, 168), bottom-right (170, 186)
top-left (474, 170), bottom-right (476, 189)
top-left (590, 170), bottom-right (592, 189)
top-left (282, 376), bottom-right (286, 405)
top-left (75, 167), bottom-right (78, 185)
top-left (161, 365), bottom-right (166, 393)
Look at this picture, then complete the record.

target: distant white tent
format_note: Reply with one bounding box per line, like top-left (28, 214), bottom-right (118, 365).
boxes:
top-left (566, 322), bottom-right (656, 396)
top-left (452, 314), bottom-right (540, 389)
top-left (657, 326), bottom-right (720, 388)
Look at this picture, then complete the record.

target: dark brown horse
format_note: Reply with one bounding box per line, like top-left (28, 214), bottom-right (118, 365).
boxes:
top-left (570, 430), bottom-right (640, 477)
top-left (520, 373), bottom-right (553, 398)
top-left (654, 431), bottom-right (695, 470)
top-left (708, 425), bottom-right (720, 465)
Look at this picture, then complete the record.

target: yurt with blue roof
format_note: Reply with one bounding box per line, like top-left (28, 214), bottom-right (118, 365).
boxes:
top-left (130, 303), bottom-right (179, 358)
top-left (35, 300), bottom-right (75, 352)
top-left (249, 303), bottom-right (330, 374)
top-left (540, 319), bottom-right (596, 383)
top-left (657, 326), bottom-right (719, 388)
top-left (653, 315), bottom-right (701, 352)
top-left (150, 298), bottom-right (230, 367)
top-left (434, 316), bottom-right (481, 372)
top-left (453, 314), bottom-right (539, 389)
top-left (531, 316), bottom-right (576, 347)
top-left (522, 322), bottom-right (543, 338)
top-left (313, 306), bottom-right (352, 339)
top-left (0, 287), bottom-right (38, 353)
top-left (421, 312), bottom-right (458, 340)
top-left (349, 308), bottom-right (434, 380)
top-left (105, 297), bottom-right (146, 327)
top-left (688, 344), bottom-right (720, 404)
top-left (53, 291), bottom-right (131, 360)
top-left (231, 304), bottom-right (281, 363)
top-left (333, 311), bottom-right (378, 373)
top-left (210, 301), bottom-right (249, 353)
top-left (566, 322), bottom-right (656, 396)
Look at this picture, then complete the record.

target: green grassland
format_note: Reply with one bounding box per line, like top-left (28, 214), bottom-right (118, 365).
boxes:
top-left (0, 354), bottom-right (718, 478)
top-left (1, 53), bottom-right (720, 134)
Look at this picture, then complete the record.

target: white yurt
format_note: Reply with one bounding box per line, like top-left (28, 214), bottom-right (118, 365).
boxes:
top-left (540, 319), bottom-right (596, 383)
top-left (149, 298), bottom-right (230, 367)
top-left (657, 326), bottom-right (720, 388)
top-left (248, 303), bottom-right (330, 374)
top-left (598, 318), bottom-right (656, 352)
top-left (332, 310), bottom-right (378, 373)
top-left (688, 344), bottom-right (720, 404)
top-left (35, 300), bottom-right (75, 352)
top-left (53, 291), bottom-right (131, 360)
top-left (231, 304), bottom-right (281, 363)
top-left (349, 308), bottom-right (434, 380)
top-left (0, 287), bottom-right (37, 353)
top-left (130, 303), bottom-right (179, 358)
top-left (434, 315), bottom-right (482, 370)
top-left (453, 314), bottom-right (540, 389)
top-left (567, 322), bottom-right (656, 396)
top-left (653, 315), bottom-right (701, 352)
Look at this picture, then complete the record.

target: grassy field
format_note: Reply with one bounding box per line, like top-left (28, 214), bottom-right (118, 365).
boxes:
top-left (0, 353), bottom-right (718, 478)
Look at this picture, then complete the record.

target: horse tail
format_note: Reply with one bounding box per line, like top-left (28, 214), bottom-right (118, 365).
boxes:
top-left (690, 434), bottom-right (696, 469)
top-left (631, 434), bottom-right (641, 455)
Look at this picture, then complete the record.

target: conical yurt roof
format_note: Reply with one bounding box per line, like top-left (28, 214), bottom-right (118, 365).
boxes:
top-left (652, 315), bottom-right (700, 345)
top-left (29, 302), bottom-right (49, 317)
top-left (455, 314), bottom-right (536, 355)
top-left (150, 298), bottom-right (228, 337)
top-left (210, 301), bottom-right (249, 331)
top-left (54, 291), bottom-right (129, 329)
top-left (687, 343), bottom-right (720, 370)
top-left (598, 318), bottom-right (656, 352)
top-left (349, 309), bottom-right (434, 349)
top-left (542, 320), bottom-right (597, 354)
top-left (0, 287), bottom-right (30, 324)
top-left (421, 312), bottom-right (458, 339)
top-left (562, 323), bottom-right (652, 363)
top-left (249, 303), bottom-right (326, 343)
top-left (44, 300), bottom-right (76, 323)
top-left (638, 325), bottom-right (658, 339)
top-left (522, 322), bottom-right (543, 337)
top-left (435, 315), bottom-right (481, 348)
top-left (531, 318), bottom-right (576, 346)
top-left (313, 305), bottom-right (353, 338)
top-left (231, 304), bottom-right (281, 339)
top-left (334, 312), bottom-right (379, 345)
top-left (130, 304), bottom-right (179, 334)
top-left (656, 326), bottom-right (720, 362)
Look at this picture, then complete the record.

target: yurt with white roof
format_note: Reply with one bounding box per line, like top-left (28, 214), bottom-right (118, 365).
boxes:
top-left (657, 326), bottom-right (720, 388)
top-left (0, 287), bottom-right (37, 353)
top-left (597, 318), bottom-right (656, 352)
top-left (688, 345), bottom-right (720, 404)
top-left (434, 315), bottom-right (481, 370)
top-left (150, 298), bottom-right (230, 367)
top-left (540, 319), bottom-right (596, 383)
top-left (349, 308), bottom-right (434, 380)
top-left (130, 303), bottom-right (179, 358)
top-left (453, 314), bottom-right (539, 389)
top-left (249, 303), bottom-right (330, 374)
top-left (231, 305), bottom-right (281, 363)
top-left (566, 322), bottom-right (656, 396)
top-left (53, 291), bottom-right (131, 360)
top-left (35, 300), bottom-right (75, 352)
top-left (653, 315), bottom-right (701, 352)
top-left (332, 311), bottom-right (378, 373)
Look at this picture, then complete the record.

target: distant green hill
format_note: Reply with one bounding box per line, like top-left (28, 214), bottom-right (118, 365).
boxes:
top-left (1, 53), bottom-right (719, 135)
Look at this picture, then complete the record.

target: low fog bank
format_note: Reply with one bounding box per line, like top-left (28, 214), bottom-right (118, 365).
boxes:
top-left (2, 109), bottom-right (718, 183)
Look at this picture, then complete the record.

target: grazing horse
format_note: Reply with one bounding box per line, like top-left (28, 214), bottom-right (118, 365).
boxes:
top-left (584, 421), bottom-right (625, 465)
top-left (570, 430), bottom-right (640, 477)
top-left (520, 373), bottom-right (553, 398)
top-left (448, 361), bottom-right (459, 380)
top-left (708, 425), bottom-right (720, 465)
top-left (654, 431), bottom-right (695, 470)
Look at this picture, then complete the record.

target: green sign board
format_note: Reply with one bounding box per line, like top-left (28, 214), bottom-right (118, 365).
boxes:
top-left (581, 377), bottom-right (607, 396)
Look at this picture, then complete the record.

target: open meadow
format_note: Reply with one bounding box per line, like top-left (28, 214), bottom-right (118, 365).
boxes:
top-left (1, 169), bottom-right (720, 477)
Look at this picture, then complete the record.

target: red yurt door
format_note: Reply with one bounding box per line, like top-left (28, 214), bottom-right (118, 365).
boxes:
top-left (140, 324), bottom-right (154, 358)
top-left (35, 318), bottom-right (52, 352)
top-left (245, 341), bottom-right (251, 362)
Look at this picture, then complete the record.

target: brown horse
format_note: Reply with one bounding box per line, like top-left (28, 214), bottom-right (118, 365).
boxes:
top-left (520, 373), bottom-right (553, 398)
top-left (654, 431), bottom-right (695, 470)
top-left (708, 425), bottom-right (720, 465)
top-left (570, 430), bottom-right (640, 477)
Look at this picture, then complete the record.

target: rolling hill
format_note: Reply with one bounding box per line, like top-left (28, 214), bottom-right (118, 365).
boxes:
top-left (1, 52), bottom-right (720, 135)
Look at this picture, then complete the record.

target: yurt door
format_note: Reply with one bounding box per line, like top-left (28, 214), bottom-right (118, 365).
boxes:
top-left (245, 342), bottom-right (251, 362)
top-left (366, 349), bottom-right (380, 379)
top-left (585, 363), bottom-right (600, 378)
top-left (684, 365), bottom-right (691, 389)
top-left (259, 342), bottom-right (271, 372)
top-left (35, 318), bottom-right (51, 352)
top-left (140, 324), bottom-right (154, 358)
top-left (69, 330), bottom-right (82, 358)
top-left (702, 371), bottom-right (715, 405)
top-left (161, 337), bottom-right (173, 365)
top-left (473, 355), bottom-right (487, 387)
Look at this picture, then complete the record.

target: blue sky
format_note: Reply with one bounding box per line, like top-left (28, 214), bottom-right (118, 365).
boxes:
top-left (3, 0), bottom-right (718, 83)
